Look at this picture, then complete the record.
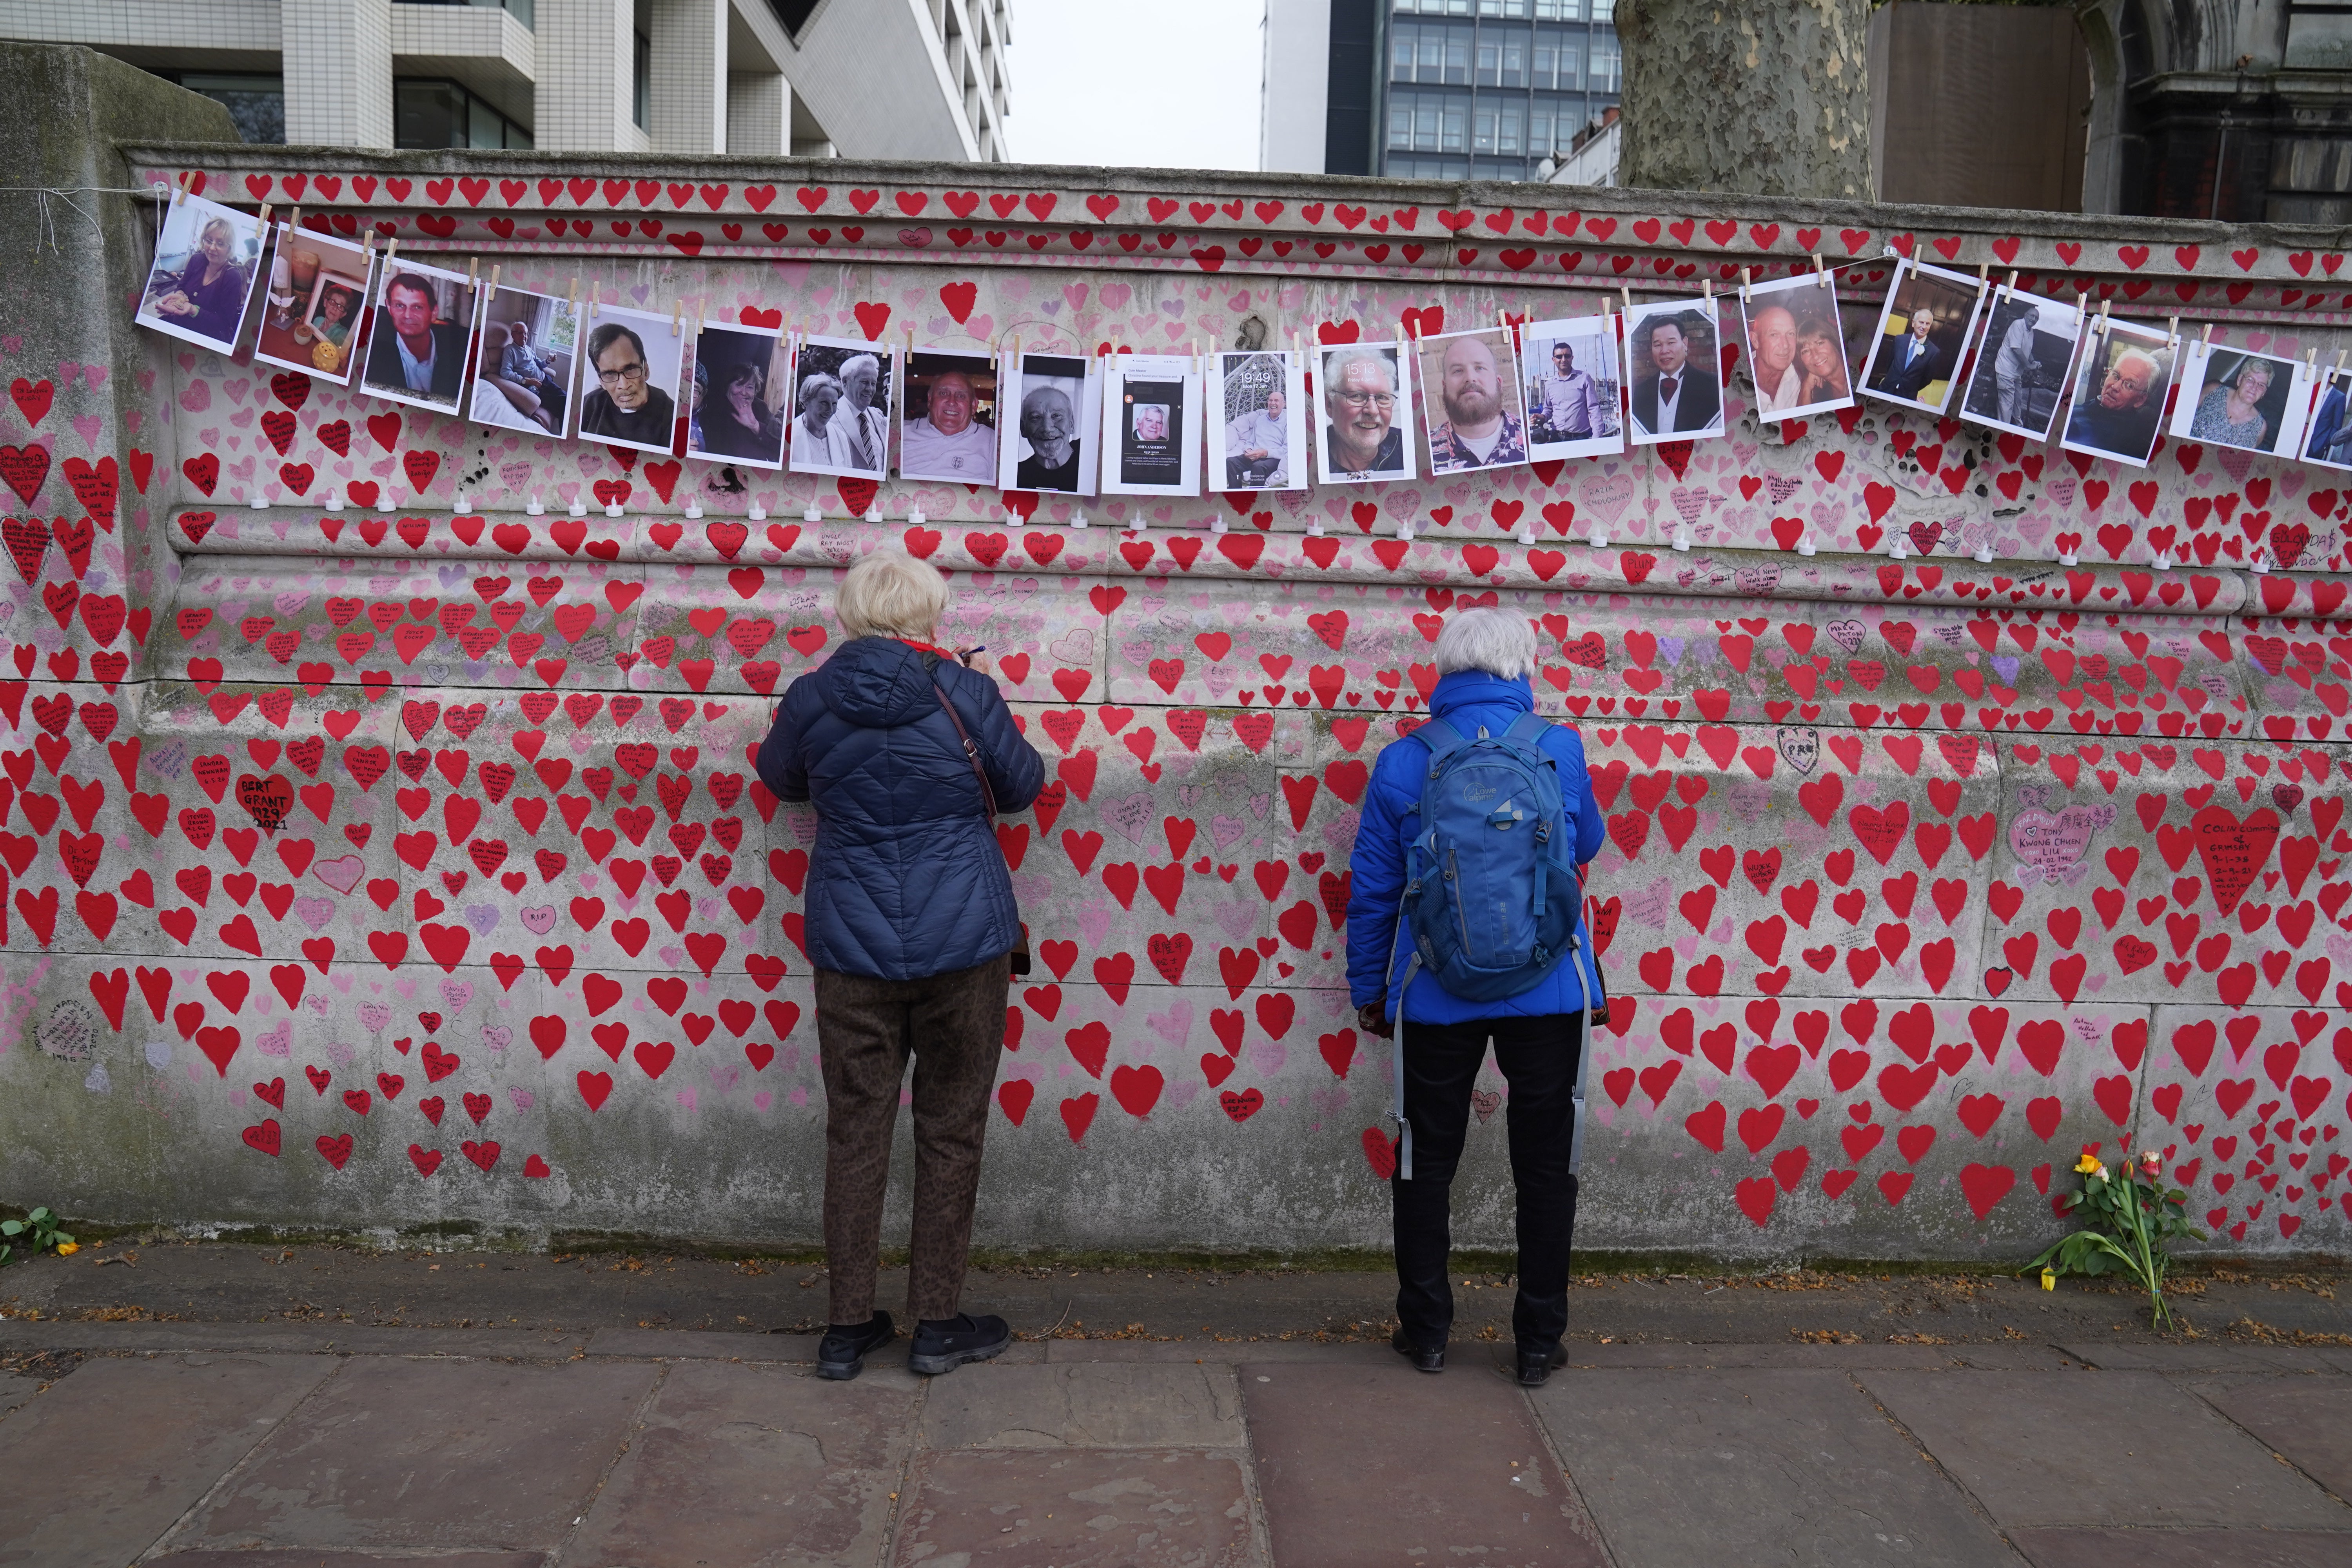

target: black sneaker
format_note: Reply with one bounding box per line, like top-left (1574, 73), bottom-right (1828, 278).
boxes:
top-left (1392, 1325), bottom-right (1445, 1374)
top-left (906, 1312), bottom-right (1011, 1376)
top-left (1516, 1339), bottom-right (1567, 1388)
top-left (815, 1311), bottom-right (895, 1381)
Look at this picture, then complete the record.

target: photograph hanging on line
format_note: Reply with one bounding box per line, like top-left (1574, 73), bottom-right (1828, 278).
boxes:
top-left (468, 287), bottom-right (581, 438)
top-left (1315, 342), bottom-right (1417, 483)
top-left (900, 350), bottom-right (999, 483)
top-left (252, 223), bottom-right (373, 385)
top-left (789, 336), bottom-right (895, 478)
top-left (2168, 340), bottom-right (2312, 460)
top-left (1957, 287), bottom-right (2083, 443)
top-left (359, 259), bottom-right (481, 417)
top-left (135, 192), bottom-right (267, 356)
top-left (687, 319), bottom-right (791, 469)
top-left (1622, 298), bottom-right (1725, 446)
top-left (1207, 351), bottom-right (1307, 490)
top-left (1740, 272), bottom-right (1852, 419)
top-left (1521, 315), bottom-right (1624, 461)
top-left (1102, 354), bottom-right (1202, 496)
top-left (998, 352), bottom-right (1102, 495)
top-left (2060, 317), bottom-right (2178, 470)
top-left (1417, 326), bottom-right (1530, 474)
top-left (2303, 368), bottom-right (2352, 471)
top-left (1858, 259), bottom-right (1986, 416)
top-left (570, 302), bottom-right (685, 455)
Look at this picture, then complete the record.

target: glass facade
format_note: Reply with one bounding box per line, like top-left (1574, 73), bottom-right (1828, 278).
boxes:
top-left (1381, 0), bottom-right (1619, 180)
top-left (173, 72), bottom-right (286, 144)
top-left (393, 78), bottom-right (534, 149)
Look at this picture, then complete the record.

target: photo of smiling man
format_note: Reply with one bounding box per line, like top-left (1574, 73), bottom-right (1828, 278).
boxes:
top-left (1419, 327), bottom-right (1528, 474)
top-left (1316, 343), bottom-right (1417, 483)
top-left (900, 351), bottom-right (999, 482)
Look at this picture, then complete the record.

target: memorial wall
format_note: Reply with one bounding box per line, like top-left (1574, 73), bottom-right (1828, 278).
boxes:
top-left (2, 85), bottom-right (2347, 1261)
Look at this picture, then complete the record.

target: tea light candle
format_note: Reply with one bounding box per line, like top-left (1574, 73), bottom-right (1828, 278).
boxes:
top-left (1972, 541), bottom-right (1994, 563)
top-left (525, 494), bottom-right (544, 517)
top-left (249, 490), bottom-right (268, 510)
top-left (803, 504), bottom-right (823, 523)
top-left (906, 507), bottom-right (926, 527)
top-left (1589, 528), bottom-right (1609, 550)
top-left (748, 503), bottom-right (767, 522)
top-left (1796, 531), bottom-right (1817, 557)
top-left (568, 497), bottom-right (588, 518)
top-left (323, 492), bottom-right (343, 512)
top-left (684, 499), bottom-right (703, 519)
top-left (604, 501), bottom-right (625, 518)
top-left (453, 490), bottom-right (470, 512)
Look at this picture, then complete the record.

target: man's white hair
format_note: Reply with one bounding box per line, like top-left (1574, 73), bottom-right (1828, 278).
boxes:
top-left (836, 548), bottom-right (950, 642)
top-left (1324, 348), bottom-right (1397, 392)
top-left (840, 353), bottom-right (881, 387)
top-left (1433, 606), bottom-right (1537, 681)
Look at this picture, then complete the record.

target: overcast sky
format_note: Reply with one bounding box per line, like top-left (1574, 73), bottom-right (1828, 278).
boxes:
top-left (1004, 0), bottom-right (1267, 171)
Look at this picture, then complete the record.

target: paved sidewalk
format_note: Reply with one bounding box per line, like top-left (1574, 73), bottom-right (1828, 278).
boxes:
top-left (2, 1253), bottom-right (2350, 1565)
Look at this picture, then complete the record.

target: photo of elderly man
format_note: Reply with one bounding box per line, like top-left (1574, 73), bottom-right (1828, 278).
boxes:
top-left (1421, 328), bottom-right (1528, 474)
top-left (1210, 351), bottom-right (1305, 491)
top-left (2062, 323), bottom-right (2175, 468)
top-left (900, 353), bottom-right (998, 483)
top-left (1624, 302), bottom-right (1723, 444)
top-left (997, 353), bottom-right (1099, 495)
top-left (1860, 259), bottom-right (1984, 415)
top-left (1740, 274), bottom-right (1851, 420)
top-left (790, 338), bottom-right (895, 477)
top-left (576, 307), bottom-right (682, 454)
top-left (1317, 345), bottom-right (1416, 483)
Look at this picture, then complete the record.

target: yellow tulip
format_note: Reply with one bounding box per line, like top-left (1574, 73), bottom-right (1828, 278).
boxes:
top-left (2040, 1267), bottom-right (2056, 1290)
top-left (54, 1242), bottom-right (78, 1256)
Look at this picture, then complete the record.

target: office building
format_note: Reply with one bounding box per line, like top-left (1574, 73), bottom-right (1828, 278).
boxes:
top-left (0, 0), bottom-right (1011, 159)
top-left (1262, 0), bottom-right (1620, 181)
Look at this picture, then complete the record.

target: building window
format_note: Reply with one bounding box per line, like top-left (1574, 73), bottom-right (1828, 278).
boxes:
top-left (1590, 0), bottom-right (1613, 18)
top-left (171, 72), bottom-right (285, 144)
top-left (394, 78), bottom-right (532, 148)
top-left (633, 31), bottom-right (650, 129)
top-left (1589, 34), bottom-right (1621, 90)
top-left (1535, 0), bottom-right (1579, 16)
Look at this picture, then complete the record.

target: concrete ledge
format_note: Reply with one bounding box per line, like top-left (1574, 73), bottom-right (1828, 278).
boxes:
top-left (0, 1318), bottom-right (588, 1359)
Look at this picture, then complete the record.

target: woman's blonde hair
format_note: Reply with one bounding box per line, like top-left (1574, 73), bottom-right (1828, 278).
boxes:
top-left (836, 550), bottom-right (950, 642)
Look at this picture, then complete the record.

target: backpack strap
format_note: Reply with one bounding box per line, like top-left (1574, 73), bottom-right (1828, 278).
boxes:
top-left (1502, 711), bottom-right (1555, 750)
top-left (1408, 717), bottom-right (1468, 776)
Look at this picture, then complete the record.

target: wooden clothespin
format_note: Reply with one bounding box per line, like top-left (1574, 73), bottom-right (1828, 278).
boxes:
top-left (1618, 285), bottom-right (1632, 314)
top-left (1739, 266), bottom-right (1752, 304)
top-left (1702, 278), bottom-right (1713, 303)
top-left (1813, 253), bottom-right (1826, 278)
top-left (2199, 319), bottom-right (2213, 345)
top-left (2167, 315), bottom-right (2180, 345)
top-left (2005, 269), bottom-right (2019, 292)
top-left (172, 171), bottom-right (191, 207)
top-left (2306, 344), bottom-right (2319, 370)
top-left (256, 202), bottom-right (272, 229)
top-left (486, 264), bottom-right (501, 305)
top-left (904, 321), bottom-right (915, 360)
top-left (1975, 263), bottom-right (1989, 297)
top-left (289, 205), bottom-right (301, 234)
top-left (466, 257), bottom-right (479, 287)
top-left (671, 298), bottom-right (682, 336)
top-left (383, 236), bottom-right (400, 265)
top-left (2098, 298), bottom-right (2112, 327)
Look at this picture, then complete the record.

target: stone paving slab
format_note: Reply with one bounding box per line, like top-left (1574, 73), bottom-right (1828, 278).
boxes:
top-left (180, 1357), bottom-right (659, 1553)
top-left (0, 1353), bottom-right (335, 1568)
top-left (2185, 1376), bottom-right (2352, 1499)
top-left (1042, 1338), bottom-right (1398, 1365)
top-left (1861, 1370), bottom-right (2350, 1529)
top-left (1530, 1368), bottom-right (2017, 1568)
top-left (1555, 1341), bottom-right (2039, 1370)
top-left (2060, 1342), bottom-right (2347, 1374)
top-left (921, 1361), bottom-right (1245, 1450)
top-left (891, 1449), bottom-right (1264, 1567)
top-left (564, 1361), bottom-right (918, 1568)
top-left (2008, 1528), bottom-right (2352, 1567)
top-left (0, 1319), bottom-right (588, 1359)
top-left (1242, 1359), bottom-right (1605, 1568)
top-left (152, 1554), bottom-right (546, 1567)
top-left (583, 1325), bottom-right (819, 1360)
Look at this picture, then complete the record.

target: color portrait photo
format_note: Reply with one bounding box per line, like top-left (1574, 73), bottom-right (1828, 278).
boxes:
top-left (2169, 341), bottom-right (2310, 460)
top-left (1521, 315), bottom-right (1623, 461)
top-left (1102, 353), bottom-right (1200, 496)
top-left (688, 320), bottom-right (791, 470)
top-left (470, 288), bottom-right (579, 437)
top-left (900, 350), bottom-right (999, 483)
top-left (1315, 343), bottom-right (1417, 483)
top-left (360, 261), bottom-right (480, 416)
top-left (2061, 318), bottom-right (2177, 470)
top-left (252, 224), bottom-right (373, 385)
top-left (2304, 369), bottom-right (2352, 471)
top-left (574, 303), bottom-right (684, 456)
top-left (1417, 327), bottom-right (1528, 474)
top-left (1208, 351), bottom-right (1306, 491)
top-left (1623, 299), bottom-right (1724, 446)
top-left (1860, 259), bottom-right (1986, 416)
top-left (136, 193), bottom-right (265, 356)
top-left (1958, 287), bottom-right (2082, 443)
top-left (1740, 273), bottom-right (1851, 419)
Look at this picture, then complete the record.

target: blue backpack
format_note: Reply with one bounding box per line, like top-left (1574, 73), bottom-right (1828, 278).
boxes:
top-left (1392, 713), bottom-right (1592, 1005)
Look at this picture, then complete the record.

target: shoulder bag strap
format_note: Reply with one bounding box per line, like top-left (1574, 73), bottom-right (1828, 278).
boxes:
top-left (925, 662), bottom-right (998, 820)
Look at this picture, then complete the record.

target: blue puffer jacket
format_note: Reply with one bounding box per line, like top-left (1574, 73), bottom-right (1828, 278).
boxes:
top-left (756, 637), bottom-right (1045, 981)
top-left (1345, 669), bottom-right (1607, 1027)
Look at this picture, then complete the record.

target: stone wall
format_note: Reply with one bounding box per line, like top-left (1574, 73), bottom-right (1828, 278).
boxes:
top-left (0, 44), bottom-right (2345, 1260)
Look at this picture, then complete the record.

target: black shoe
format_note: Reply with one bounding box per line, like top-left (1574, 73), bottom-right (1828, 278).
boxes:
top-left (1392, 1325), bottom-right (1445, 1373)
top-left (1517, 1340), bottom-right (1568, 1388)
top-left (907, 1312), bottom-right (1011, 1376)
top-left (815, 1311), bottom-right (895, 1381)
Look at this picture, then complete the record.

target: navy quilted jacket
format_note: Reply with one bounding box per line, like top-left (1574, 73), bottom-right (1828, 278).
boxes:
top-left (756, 636), bottom-right (1045, 980)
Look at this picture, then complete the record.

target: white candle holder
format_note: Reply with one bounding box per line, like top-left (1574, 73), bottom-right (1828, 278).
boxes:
top-left (568, 497), bottom-right (588, 518)
top-left (525, 494), bottom-right (544, 517)
top-left (906, 507), bottom-right (926, 526)
top-left (802, 504), bottom-right (823, 523)
top-left (249, 490), bottom-right (268, 510)
top-left (748, 503), bottom-right (767, 522)
top-left (2252, 552), bottom-right (2271, 575)
top-left (1306, 518), bottom-right (1325, 537)
top-left (1071, 512), bottom-right (1089, 530)
top-left (1210, 516), bottom-right (1228, 534)
top-left (1670, 526), bottom-right (1691, 553)
top-left (1888, 537), bottom-right (1909, 561)
top-left (684, 499), bottom-right (703, 519)
top-left (1588, 529), bottom-right (1609, 550)
top-left (1796, 532), bottom-right (1817, 557)
top-left (2056, 548), bottom-right (2078, 568)
top-left (1972, 542), bottom-right (1994, 564)
top-left (2152, 547), bottom-right (2172, 571)
top-left (1396, 519), bottom-right (1414, 541)
top-left (1516, 525), bottom-right (1537, 546)
top-left (453, 490), bottom-right (471, 512)
top-left (323, 493), bottom-right (343, 512)
top-left (603, 501), bottom-right (626, 519)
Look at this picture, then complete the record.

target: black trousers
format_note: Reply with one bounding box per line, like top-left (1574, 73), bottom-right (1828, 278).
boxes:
top-left (1392, 1012), bottom-right (1586, 1350)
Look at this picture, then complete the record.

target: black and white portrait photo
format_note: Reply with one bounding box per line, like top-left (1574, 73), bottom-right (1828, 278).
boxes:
top-left (1958, 288), bottom-right (2081, 443)
top-left (1740, 273), bottom-right (1851, 419)
top-left (1522, 315), bottom-right (1623, 461)
top-left (1102, 353), bottom-right (1200, 496)
top-left (1417, 327), bottom-right (1529, 475)
top-left (2169, 341), bottom-right (2310, 459)
top-left (900, 350), bottom-right (998, 483)
top-left (572, 303), bottom-right (684, 456)
top-left (1624, 299), bottom-right (1724, 446)
top-left (359, 261), bottom-right (481, 417)
top-left (136, 192), bottom-right (266, 356)
top-left (790, 336), bottom-right (895, 478)
top-left (688, 319), bottom-right (790, 470)
top-left (469, 287), bottom-right (579, 438)
top-left (998, 352), bottom-right (1101, 495)
top-left (1315, 343), bottom-right (1417, 484)
top-left (1859, 259), bottom-right (1985, 416)
top-left (2060, 319), bottom-right (2177, 470)
top-left (1207, 351), bottom-right (1306, 490)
